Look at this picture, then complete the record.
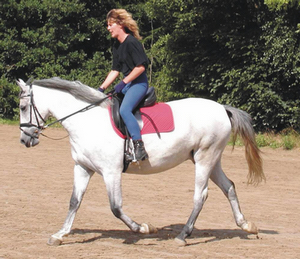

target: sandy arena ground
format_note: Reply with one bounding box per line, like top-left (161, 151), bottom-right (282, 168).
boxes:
top-left (0, 124), bottom-right (299, 258)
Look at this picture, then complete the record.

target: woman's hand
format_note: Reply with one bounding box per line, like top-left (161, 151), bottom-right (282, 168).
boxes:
top-left (114, 81), bottom-right (126, 93)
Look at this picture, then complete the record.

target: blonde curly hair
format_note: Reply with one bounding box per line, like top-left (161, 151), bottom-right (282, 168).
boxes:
top-left (107, 9), bottom-right (142, 40)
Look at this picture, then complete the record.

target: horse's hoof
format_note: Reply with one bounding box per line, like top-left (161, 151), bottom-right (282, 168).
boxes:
top-left (140, 223), bottom-right (158, 234)
top-left (242, 221), bottom-right (258, 234)
top-left (174, 237), bottom-right (187, 247)
top-left (47, 236), bottom-right (62, 246)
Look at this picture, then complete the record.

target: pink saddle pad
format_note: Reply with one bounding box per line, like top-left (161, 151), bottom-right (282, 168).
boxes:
top-left (110, 103), bottom-right (174, 139)
top-left (140, 103), bottom-right (174, 135)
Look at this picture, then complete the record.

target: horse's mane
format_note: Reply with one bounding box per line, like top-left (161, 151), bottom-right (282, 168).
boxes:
top-left (33, 77), bottom-right (111, 107)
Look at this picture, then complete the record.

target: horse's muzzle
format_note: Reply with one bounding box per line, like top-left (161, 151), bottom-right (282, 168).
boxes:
top-left (20, 136), bottom-right (40, 147)
top-left (20, 127), bottom-right (40, 148)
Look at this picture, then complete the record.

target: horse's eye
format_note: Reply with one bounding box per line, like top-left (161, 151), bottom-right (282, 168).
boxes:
top-left (20, 105), bottom-right (26, 111)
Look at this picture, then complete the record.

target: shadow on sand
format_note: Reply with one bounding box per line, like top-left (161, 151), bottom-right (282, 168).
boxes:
top-left (63, 224), bottom-right (278, 246)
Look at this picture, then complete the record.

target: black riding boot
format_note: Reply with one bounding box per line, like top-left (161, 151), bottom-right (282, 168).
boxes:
top-left (133, 140), bottom-right (148, 161)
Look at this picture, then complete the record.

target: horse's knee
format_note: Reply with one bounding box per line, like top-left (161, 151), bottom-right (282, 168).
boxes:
top-left (202, 188), bottom-right (208, 201)
top-left (195, 187), bottom-right (208, 203)
top-left (193, 187), bottom-right (208, 211)
top-left (227, 181), bottom-right (237, 200)
top-left (111, 206), bottom-right (121, 218)
top-left (69, 194), bottom-right (79, 209)
top-left (219, 179), bottom-right (235, 199)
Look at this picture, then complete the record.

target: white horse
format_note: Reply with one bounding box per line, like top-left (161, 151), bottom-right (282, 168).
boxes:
top-left (17, 77), bottom-right (265, 246)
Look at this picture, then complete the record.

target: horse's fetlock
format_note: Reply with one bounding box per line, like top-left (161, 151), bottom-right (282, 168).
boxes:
top-left (47, 235), bottom-right (63, 246)
top-left (237, 218), bottom-right (247, 228)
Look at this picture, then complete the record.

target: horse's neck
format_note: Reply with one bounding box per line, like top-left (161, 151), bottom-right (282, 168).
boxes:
top-left (34, 85), bottom-right (106, 131)
top-left (35, 86), bottom-right (77, 117)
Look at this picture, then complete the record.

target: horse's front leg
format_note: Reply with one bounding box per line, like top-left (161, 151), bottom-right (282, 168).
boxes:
top-left (103, 171), bottom-right (157, 235)
top-left (47, 164), bottom-right (94, 246)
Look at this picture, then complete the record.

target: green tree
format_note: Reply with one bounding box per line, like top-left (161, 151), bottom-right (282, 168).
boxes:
top-left (1, 0), bottom-right (300, 132)
top-left (0, 0), bottom-right (113, 85)
top-left (145, 0), bottom-right (264, 99)
top-left (145, 0), bottom-right (300, 131)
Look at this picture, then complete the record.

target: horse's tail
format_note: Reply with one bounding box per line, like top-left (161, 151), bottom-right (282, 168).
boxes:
top-left (224, 105), bottom-right (265, 185)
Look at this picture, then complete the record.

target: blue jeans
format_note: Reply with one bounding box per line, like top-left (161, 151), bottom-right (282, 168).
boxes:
top-left (120, 72), bottom-right (148, 140)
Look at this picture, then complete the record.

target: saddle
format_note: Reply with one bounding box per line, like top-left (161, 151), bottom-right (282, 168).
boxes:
top-left (110, 87), bottom-right (157, 136)
top-left (108, 87), bottom-right (174, 172)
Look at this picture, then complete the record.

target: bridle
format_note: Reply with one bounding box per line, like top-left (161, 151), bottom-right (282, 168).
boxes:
top-left (19, 83), bottom-right (46, 139)
top-left (19, 82), bottom-right (112, 140)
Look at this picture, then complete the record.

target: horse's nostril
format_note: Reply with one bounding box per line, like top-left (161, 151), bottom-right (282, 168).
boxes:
top-left (20, 138), bottom-right (31, 148)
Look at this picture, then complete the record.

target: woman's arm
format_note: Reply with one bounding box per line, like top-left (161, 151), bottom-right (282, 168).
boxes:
top-left (123, 65), bottom-right (145, 84)
top-left (99, 70), bottom-right (120, 90)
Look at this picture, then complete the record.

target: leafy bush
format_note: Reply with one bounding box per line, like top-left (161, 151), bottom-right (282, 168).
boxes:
top-left (0, 76), bottom-right (19, 119)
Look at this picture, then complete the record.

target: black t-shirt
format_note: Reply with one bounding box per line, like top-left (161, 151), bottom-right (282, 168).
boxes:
top-left (112, 34), bottom-right (148, 76)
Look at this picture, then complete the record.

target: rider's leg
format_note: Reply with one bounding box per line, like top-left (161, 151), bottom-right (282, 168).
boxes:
top-left (120, 75), bottom-right (148, 161)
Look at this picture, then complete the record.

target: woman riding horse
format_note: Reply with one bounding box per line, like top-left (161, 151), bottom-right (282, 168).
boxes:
top-left (99, 9), bottom-right (149, 161)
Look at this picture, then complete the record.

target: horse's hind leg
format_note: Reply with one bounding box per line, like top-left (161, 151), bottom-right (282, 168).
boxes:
top-left (210, 161), bottom-right (258, 234)
top-left (47, 164), bottom-right (94, 246)
top-left (175, 161), bottom-right (210, 246)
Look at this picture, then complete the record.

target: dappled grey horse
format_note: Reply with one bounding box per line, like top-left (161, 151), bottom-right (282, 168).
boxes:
top-left (17, 77), bottom-right (265, 246)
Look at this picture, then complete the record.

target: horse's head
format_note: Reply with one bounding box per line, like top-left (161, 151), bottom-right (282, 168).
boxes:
top-left (17, 79), bottom-right (47, 148)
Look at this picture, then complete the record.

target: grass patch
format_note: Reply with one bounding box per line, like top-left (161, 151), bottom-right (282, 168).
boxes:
top-left (0, 118), bottom-right (19, 125)
top-left (229, 129), bottom-right (300, 149)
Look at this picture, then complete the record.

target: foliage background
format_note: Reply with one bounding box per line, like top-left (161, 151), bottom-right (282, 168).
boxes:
top-left (0, 0), bottom-right (299, 132)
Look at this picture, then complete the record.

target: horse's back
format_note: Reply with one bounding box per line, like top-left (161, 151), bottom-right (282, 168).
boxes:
top-left (127, 98), bottom-right (232, 175)
top-left (167, 98), bottom-right (231, 133)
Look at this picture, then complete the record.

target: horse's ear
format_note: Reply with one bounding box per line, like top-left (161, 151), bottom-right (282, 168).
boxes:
top-left (25, 77), bottom-right (33, 85)
top-left (16, 79), bottom-right (26, 92)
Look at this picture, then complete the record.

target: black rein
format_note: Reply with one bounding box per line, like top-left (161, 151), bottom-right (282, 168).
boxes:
top-left (19, 83), bottom-right (112, 139)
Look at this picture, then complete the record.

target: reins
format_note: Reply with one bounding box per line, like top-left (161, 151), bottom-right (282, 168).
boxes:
top-left (43, 96), bottom-right (111, 129)
top-left (40, 132), bottom-right (69, 141)
top-left (20, 82), bottom-right (114, 140)
top-left (41, 96), bottom-right (112, 140)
